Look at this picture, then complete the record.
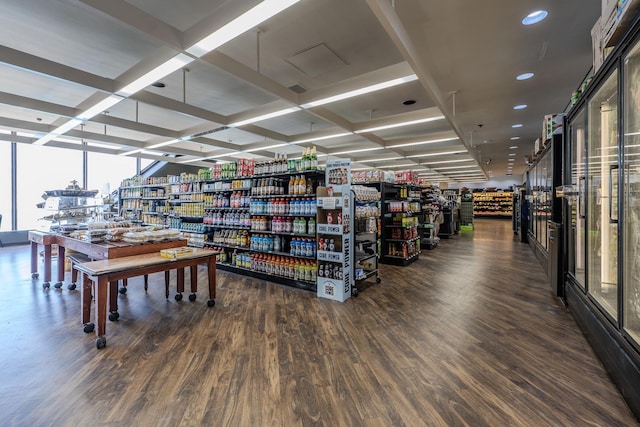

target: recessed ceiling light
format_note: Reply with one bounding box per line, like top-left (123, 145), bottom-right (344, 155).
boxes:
top-left (516, 73), bottom-right (535, 80)
top-left (511, 136), bottom-right (520, 140)
top-left (510, 146), bottom-right (518, 149)
top-left (522, 10), bottom-right (548, 26)
top-left (402, 99), bottom-right (416, 105)
top-left (509, 153), bottom-right (516, 156)
top-left (512, 124), bottom-right (523, 128)
top-left (514, 104), bottom-right (527, 110)
top-left (151, 82), bottom-right (166, 88)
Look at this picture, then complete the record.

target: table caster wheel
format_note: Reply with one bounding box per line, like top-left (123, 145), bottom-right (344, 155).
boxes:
top-left (68, 283), bottom-right (77, 291)
top-left (207, 299), bottom-right (215, 307)
top-left (175, 293), bottom-right (183, 301)
top-left (119, 287), bottom-right (127, 294)
top-left (376, 277), bottom-right (381, 283)
top-left (32, 273), bottom-right (39, 279)
top-left (352, 288), bottom-right (359, 297)
top-left (54, 282), bottom-right (63, 289)
top-left (108, 311), bottom-right (120, 321)
top-left (42, 282), bottom-right (50, 289)
top-left (189, 293), bottom-right (196, 302)
top-left (96, 337), bottom-right (106, 350)
top-left (83, 322), bottom-right (95, 333)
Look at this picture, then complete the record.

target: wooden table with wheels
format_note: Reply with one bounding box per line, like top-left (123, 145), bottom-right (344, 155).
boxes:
top-left (28, 232), bottom-right (187, 290)
top-left (28, 231), bottom-right (57, 288)
top-left (73, 248), bottom-right (218, 349)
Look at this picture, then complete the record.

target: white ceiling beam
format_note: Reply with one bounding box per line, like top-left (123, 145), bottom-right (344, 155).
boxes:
top-left (201, 51), bottom-right (299, 104)
top-left (129, 91), bottom-right (227, 125)
top-left (365, 0), bottom-right (485, 179)
top-left (0, 91), bottom-right (76, 118)
top-left (0, 45), bottom-right (114, 93)
top-left (79, 0), bottom-right (183, 50)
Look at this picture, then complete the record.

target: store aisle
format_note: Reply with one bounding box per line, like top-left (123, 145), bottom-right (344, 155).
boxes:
top-left (0, 219), bottom-right (637, 426)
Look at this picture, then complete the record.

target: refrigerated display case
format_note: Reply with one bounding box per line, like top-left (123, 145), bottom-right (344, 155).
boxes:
top-left (567, 108), bottom-right (587, 290)
top-left (587, 70), bottom-right (619, 319)
top-left (624, 38), bottom-right (640, 346)
top-left (562, 18), bottom-right (640, 420)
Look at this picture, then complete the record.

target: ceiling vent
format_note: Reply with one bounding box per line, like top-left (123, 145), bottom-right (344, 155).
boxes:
top-left (288, 84), bottom-right (307, 93)
top-left (286, 43), bottom-right (346, 78)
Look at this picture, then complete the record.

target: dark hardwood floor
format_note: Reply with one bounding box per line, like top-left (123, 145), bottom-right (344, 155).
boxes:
top-left (0, 219), bottom-right (637, 426)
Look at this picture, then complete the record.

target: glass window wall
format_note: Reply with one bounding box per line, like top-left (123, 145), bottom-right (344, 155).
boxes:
top-left (0, 142), bottom-right (12, 230)
top-left (16, 144), bottom-right (83, 230)
top-left (587, 70), bottom-right (619, 319)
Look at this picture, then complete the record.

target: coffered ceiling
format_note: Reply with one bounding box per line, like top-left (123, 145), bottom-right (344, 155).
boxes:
top-left (0, 0), bottom-right (600, 183)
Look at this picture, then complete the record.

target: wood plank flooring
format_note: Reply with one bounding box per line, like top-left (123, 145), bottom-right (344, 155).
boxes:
top-left (0, 219), bottom-right (637, 426)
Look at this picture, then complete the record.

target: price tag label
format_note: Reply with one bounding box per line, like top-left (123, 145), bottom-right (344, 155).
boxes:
top-left (323, 198), bottom-right (336, 209)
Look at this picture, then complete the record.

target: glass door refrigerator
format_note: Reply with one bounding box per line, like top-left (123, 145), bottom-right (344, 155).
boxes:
top-left (564, 24), bottom-right (640, 420)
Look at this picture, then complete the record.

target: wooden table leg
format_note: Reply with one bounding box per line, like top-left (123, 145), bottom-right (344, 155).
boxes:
top-left (30, 241), bottom-right (38, 277)
top-left (81, 273), bottom-right (92, 325)
top-left (190, 265), bottom-right (197, 292)
top-left (95, 276), bottom-right (108, 347)
top-left (55, 245), bottom-right (65, 288)
top-left (71, 265), bottom-right (78, 287)
top-left (109, 281), bottom-right (118, 314)
top-left (177, 268), bottom-right (185, 294)
top-left (43, 244), bottom-right (52, 286)
top-left (164, 271), bottom-right (170, 299)
top-left (207, 257), bottom-right (216, 306)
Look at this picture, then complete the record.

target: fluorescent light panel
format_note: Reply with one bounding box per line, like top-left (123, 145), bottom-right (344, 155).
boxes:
top-left (435, 165), bottom-right (481, 170)
top-left (88, 142), bottom-right (122, 150)
top-left (76, 95), bottom-right (124, 120)
top-left (244, 142), bottom-right (290, 153)
top-left (119, 148), bottom-right (143, 156)
top-left (426, 159), bottom-right (474, 165)
top-left (301, 74), bottom-right (418, 108)
top-left (117, 53), bottom-right (193, 97)
top-left (389, 136), bottom-right (458, 148)
top-left (229, 106), bottom-right (301, 127)
top-left (406, 150), bottom-right (466, 158)
top-left (293, 132), bottom-right (352, 144)
top-left (146, 140), bottom-right (179, 149)
top-left (33, 118), bottom-right (84, 145)
top-left (379, 163), bottom-right (418, 169)
top-left (355, 116), bottom-right (444, 134)
top-left (370, 156), bottom-right (403, 162)
top-left (186, 0), bottom-right (300, 57)
top-left (180, 157), bottom-right (207, 163)
top-left (332, 146), bottom-right (384, 155)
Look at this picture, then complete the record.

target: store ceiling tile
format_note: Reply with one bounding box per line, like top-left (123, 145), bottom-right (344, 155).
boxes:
top-left (0, 0), bottom-right (601, 181)
top-left (0, 0), bottom-right (162, 79)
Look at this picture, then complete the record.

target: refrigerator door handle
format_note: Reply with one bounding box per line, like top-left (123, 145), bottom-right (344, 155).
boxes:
top-left (610, 165), bottom-right (619, 224)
